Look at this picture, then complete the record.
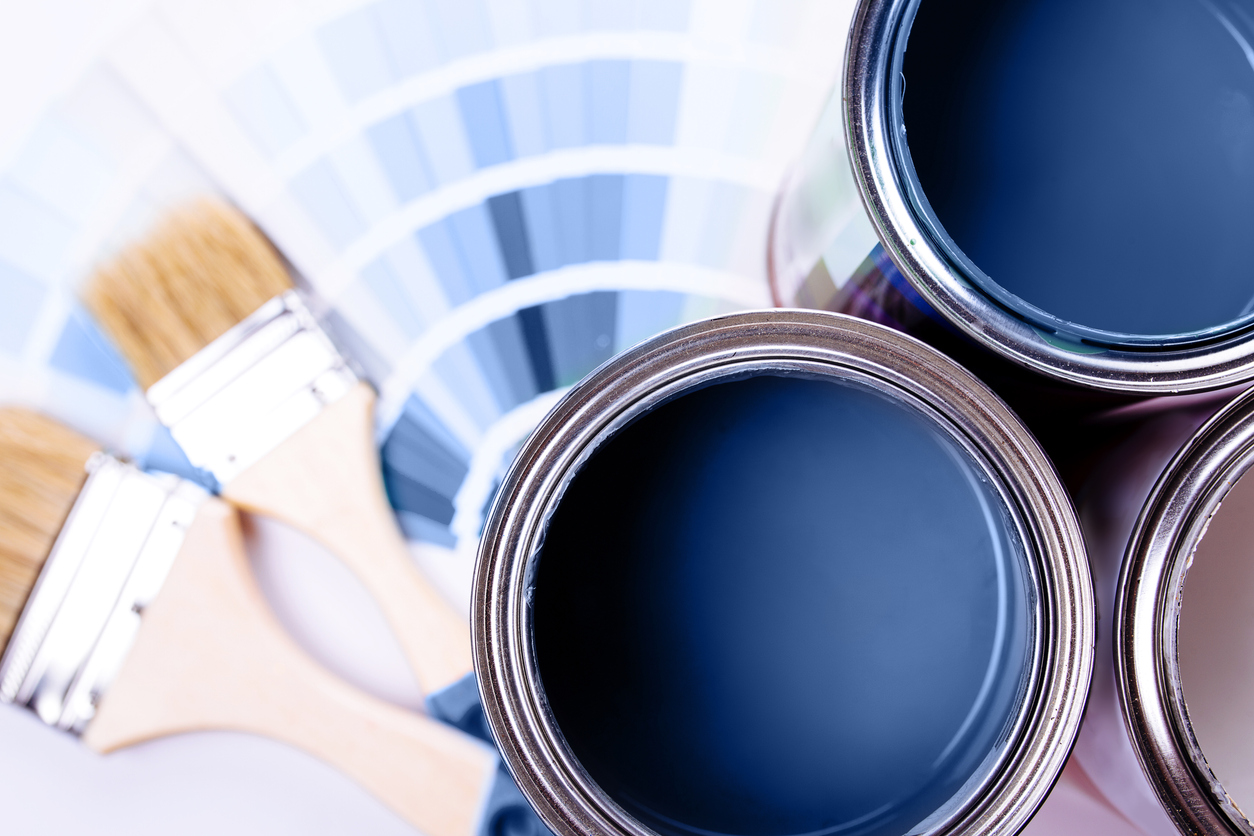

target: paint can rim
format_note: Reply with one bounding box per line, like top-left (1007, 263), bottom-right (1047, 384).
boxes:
top-left (473, 309), bottom-right (1094, 836)
top-left (1117, 385), bottom-right (1254, 836)
top-left (844, 0), bottom-right (1254, 394)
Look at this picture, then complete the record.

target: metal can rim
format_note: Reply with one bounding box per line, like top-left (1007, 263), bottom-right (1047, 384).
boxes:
top-left (1117, 385), bottom-right (1254, 836)
top-left (844, 0), bottom-right (1254, 394)
top-left (473, 309), bottom-right (1094, 836)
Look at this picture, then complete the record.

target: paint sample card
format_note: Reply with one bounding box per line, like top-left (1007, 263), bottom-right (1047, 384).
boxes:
top-left (85, 0), bottom-right (856, 552)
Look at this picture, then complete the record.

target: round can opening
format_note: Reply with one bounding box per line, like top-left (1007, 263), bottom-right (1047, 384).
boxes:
top-left (475, 312), bottom-right (1092, 836)
top-left (1180, 463), bottom-right (1254, 824)
top-left (1117, 385), bottom-right (1254, 835)
top-left (531, 372), bottom-right (1036, 836)
top-left (894, 0), bottom-right (1254, 346)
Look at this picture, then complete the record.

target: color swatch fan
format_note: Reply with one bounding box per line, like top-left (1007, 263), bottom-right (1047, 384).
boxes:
top-left (98, 0), bottom-right (857, 558)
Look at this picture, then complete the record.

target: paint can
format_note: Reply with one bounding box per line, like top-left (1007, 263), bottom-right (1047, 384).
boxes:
top-left (770, 0), bottom-right (1254, 406)
top-left (1115, 385), bottom-right (1254, 835)
top-left (473, 311), bottom-right (1093, 836)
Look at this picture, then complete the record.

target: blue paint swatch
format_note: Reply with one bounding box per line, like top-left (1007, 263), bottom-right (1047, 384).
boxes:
top-left (533, 374), bottom-right (1033, 836)
top-left (48, 306), bottom-right (134, 394)
top-left (381, 395), bottom-right (471, 539)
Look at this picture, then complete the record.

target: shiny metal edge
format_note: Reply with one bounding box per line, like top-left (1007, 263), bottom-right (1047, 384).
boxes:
top-left (1116, 386), bottom-right (1254, 836)
top-left (844, 0), bottom-right (1254, 394)
top-left (473, 309), bottom-right (1094, 836)
top-left (0, 455), bottom-right (206, 733)
top-left (146, 289), bottom-right (358, 485)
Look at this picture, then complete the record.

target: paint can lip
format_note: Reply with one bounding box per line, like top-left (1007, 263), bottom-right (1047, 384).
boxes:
top-left (473, 309), bottom-right (1094, 836)
top-left (845, 0), bottom-right (1254, 394)
top-left (1116, 385), bottom-right (1254, 836)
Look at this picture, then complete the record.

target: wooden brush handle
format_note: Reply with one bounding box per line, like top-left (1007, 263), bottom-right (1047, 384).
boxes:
top-left (83, 499), bottom-right (497, 836)
top-left (221, 382), bottom-right (472, 695)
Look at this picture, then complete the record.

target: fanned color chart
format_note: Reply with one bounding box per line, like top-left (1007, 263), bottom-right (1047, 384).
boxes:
top-left (3, 0), bottom-right (856, 559)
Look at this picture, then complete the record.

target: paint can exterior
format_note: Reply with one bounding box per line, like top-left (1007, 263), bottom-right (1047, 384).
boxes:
top-left (473, 310), bottom-right (1094, 836)
top-left (768, 0), bottom-right (1254, 417)
top-left (1113, 386), bottom-right (1254, 836)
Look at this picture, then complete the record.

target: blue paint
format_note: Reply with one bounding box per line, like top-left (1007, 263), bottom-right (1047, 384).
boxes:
top-left (903, 0), bottom-right (1254, 340)
top-left (533, 375), bottom-right (1033, 836)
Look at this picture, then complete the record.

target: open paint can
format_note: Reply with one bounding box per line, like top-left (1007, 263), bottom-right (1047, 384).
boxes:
top-left (1116, 386), bottom-right (1254, 835)
top-left (771, 0), bottom-right (1254, 399)
top-left (473, 311), bottom-right (1093, 836)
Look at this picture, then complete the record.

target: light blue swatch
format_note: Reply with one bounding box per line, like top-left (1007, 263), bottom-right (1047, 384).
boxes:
top-left (615, 289), bottom-right (685, 352)
top-left (223, 64), bottom-right (307, 158)
top-left (587, 60), bottom-right (631, 145)
top-left (375, 0), bottom-right (445, 77)
top-left (540, 292), bottom-right (618, 386)
top-left (409, 96), bottom-right (476, 185)
top-left (520, 183), bottom-right (562, 273)
top-left (498, 72), bottom-right (549, 158)
top-left (318, 8), bottom-right (395, 102)
top-left (620, 174), bottom-right (669, 260)
top-left (586, 0), bottom-right (636, 31)
top-left (552, 177), bottom-right (590, 266)
top-left (638, 0), bottom-right (691, 32)
top-left (48, 306), bottom-right (134, 394)
top-left (424, 0), bottom-right (494, 59)
top-left (627, 61), bottom-right (683, 145)
top-left (531, 0), bottom-right (584, 37)
top-left (445, 203), bottom-right (509, 294)
top-left (289, 160), bottom-right (367, 249)
top-left (367, 113), bottom-right (435, 202)
top-left (457, 80), bottom-right (515, 168)
top-left (0, 260), bottom-right (46, 355)
top-left (416, 222), bottom-right (475, 305)
top-left (588, 174), bottom-right (624, 261)
top-left (540, 64), bottom-right (587, 149)
top-left (362, 258), bottom-right (426, 338)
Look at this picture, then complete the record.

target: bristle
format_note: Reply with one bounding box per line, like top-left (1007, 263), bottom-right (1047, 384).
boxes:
top-left (0, 409), bottom-right (100, 652)
top-left (84, 198), bottom-right (293, 389)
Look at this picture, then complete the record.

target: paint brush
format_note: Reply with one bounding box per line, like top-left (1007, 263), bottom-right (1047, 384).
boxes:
top-left (84, 200), bottom-right (556, 836)
top-left (0, 407), bottom-right (505, 836)
top-left (83, 199), bottom-right (471, 699)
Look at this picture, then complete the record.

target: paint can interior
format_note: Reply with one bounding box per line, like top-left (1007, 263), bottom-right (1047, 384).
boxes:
top-left (1118, 386), bottom-right (1254, 835)
top-left (771, 0), bottom-right (1254, 399)
top-left (473, 311), bottom-right (1093, 836)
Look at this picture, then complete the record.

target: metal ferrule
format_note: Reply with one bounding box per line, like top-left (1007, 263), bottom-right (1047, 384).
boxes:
top-left (0, 455), bottom-right (206, 733)
top-left (146, 290), bottom-right (358, 486)
top-left (1117, 386), bottom-right (1254, 836)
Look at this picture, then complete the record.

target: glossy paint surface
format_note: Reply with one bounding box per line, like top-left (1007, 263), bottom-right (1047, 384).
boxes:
top-left (533, 374), bottom-right (1033, 836)
top-left (904, 0), bottom-right (1254, 339)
